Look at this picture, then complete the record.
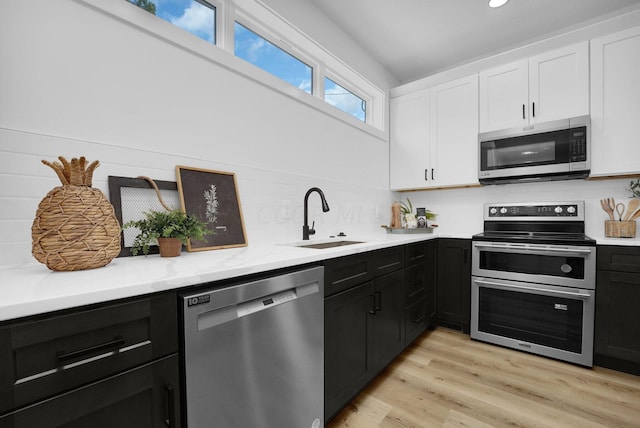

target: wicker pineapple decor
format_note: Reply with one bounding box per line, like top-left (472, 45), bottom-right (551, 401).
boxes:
top-left (31, 156), bottom-right (121, 271)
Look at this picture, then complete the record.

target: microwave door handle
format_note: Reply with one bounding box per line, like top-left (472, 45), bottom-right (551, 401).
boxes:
top-left (473, 242), bottom-right (593, 256)
top-left (474, 279), bottom-right (592, 299)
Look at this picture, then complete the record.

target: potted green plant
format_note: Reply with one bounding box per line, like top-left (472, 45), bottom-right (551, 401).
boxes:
top-left (123, 209), bottom-right (212, 257)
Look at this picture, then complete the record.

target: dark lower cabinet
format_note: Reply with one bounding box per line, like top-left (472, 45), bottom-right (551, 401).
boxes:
top-left (437, 238), bottom-right (471, 333)
top-left (0, 292), bottom-right (180, 427)
top-left (370, 270), bottom-right (405, 373)
top-left (324, 245), bottom-right (410, 421)
top-left (324, 270), bottom-right (405, 421)
top-left (0, 354), bottom-right (180, 428)
top-left (595, 245), bottom-right (640, 375)
top-left (325, 281), bottom-right (371, 421)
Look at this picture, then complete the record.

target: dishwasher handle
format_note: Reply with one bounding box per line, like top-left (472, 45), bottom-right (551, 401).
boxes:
top-left (196, 282), bottom-right (320, 332)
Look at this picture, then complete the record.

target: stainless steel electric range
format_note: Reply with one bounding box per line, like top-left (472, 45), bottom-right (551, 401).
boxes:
top-left (471, 201), bottom-right (596, 367)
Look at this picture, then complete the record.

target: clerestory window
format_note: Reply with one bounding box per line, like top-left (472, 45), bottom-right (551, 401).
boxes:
top-left (234, 22), bottom-right (312, 94)
top-left (324, 77), bottom-right (366, 122)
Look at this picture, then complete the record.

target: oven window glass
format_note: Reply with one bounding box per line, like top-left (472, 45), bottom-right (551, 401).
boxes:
top-left (480, 129), bottom-right (570, 171)
top-left (479, 251), bottom-right (585, 280)
top-left (478, 287), bottom-right (583, 353)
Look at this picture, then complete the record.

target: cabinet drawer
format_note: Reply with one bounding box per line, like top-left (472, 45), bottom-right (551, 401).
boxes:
top-left (0, 292), bottom-right (177, 414)
top-left (0, 354), bottom-right (180, 428)
top-left (405, 242), bottom-right (427, 266)
top-left (373, 246), bottom-right (405, 276)
top-left (324, 253), bottom-right (374, 297)
top-left (598, 246), bottom-right (640, 273)
top-left (405, 263), bottom-right (426, 301)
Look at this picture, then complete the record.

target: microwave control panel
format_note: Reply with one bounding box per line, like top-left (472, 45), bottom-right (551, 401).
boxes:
top-left (569, 127), bottom-right (587, 162)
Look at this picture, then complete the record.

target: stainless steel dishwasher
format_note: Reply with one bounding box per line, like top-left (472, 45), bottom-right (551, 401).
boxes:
top-left (180, 265), bottom-right (324, 428)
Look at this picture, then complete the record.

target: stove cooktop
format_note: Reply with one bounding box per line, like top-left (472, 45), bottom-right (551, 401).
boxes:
top-left (475, 201), bottom-right (595, 246)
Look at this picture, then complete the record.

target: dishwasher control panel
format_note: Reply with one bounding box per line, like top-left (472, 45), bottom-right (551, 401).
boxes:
top-left (237, 289), bottom-right (297, 317)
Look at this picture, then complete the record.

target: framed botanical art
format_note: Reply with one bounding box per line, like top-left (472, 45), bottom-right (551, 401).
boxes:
top-left (176, 166), bottom-right (247, 251)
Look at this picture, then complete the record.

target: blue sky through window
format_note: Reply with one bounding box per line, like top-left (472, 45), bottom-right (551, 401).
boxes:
top-left (130, 0), bottom-right (215, 43)
top-left (325, 77), bottom-right (366, 122)
top-left (234, 23), bottom-right (312, 94)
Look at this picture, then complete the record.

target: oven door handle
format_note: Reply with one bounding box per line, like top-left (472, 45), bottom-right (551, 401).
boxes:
top-left (473, 278), bottom-right (592, 299)
top-left (473, 242), bottom-right (593, 256)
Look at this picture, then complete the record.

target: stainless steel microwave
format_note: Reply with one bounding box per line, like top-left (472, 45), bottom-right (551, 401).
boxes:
top-left (478, 116), bottom-right (590, 185)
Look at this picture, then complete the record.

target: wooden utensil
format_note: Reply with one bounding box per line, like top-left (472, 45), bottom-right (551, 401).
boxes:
top-left (623, 199), bottom-right (640, 221)
top-left (600, 199), bottom-right (615, 221)
top-left (616, 203), bottom-right (625, 221)
top-left (608, 197), bottom-right (616, 217)
top-left (630, 208), bottom-right (640, 221)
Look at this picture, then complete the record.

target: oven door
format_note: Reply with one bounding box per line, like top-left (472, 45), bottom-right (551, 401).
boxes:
top-left (472, 241), bottom-right (595, 288)
top-left (471, 276), bottom-right (594, 366)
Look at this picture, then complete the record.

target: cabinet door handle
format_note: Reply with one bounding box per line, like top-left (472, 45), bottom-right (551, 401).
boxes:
top-left (57, 336), bottom-right (126, 364)
top-left (522, 104), bottom-right (526, 119)
top-left (375, 291), bottom-right (382, 311)
top-left (463, 248), bottom-right (469, 264)
top-left (369, 295), bottom-right (376, 314)
top-left (532, 102), bottom-right (535, 118)
top-left (165, 385), bottom-right (176, 428)
top-left (425, 169), bottom-right (429, 181)
top-left (412, 314), bottom-right (425, 323)
top-left (431, 169), bottom-right (434, 181)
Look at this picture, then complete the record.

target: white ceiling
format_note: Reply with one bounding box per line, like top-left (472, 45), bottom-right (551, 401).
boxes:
top-left (309, 0), bottom-right (640, 83)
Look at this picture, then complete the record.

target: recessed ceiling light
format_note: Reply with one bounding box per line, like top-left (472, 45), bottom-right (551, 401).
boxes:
top-left (489, 0), bottom-right (510, 7)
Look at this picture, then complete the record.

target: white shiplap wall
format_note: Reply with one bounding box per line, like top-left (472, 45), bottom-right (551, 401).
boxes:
top-left (0, 127), bottom-right (392, 267)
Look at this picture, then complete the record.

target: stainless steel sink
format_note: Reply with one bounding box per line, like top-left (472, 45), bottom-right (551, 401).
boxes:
top-left (296, 240), bottom-right (364, 249)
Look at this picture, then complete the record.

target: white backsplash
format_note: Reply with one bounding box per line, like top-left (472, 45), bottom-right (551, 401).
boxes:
top-left (396, 177), bottom-right (635, 239)
top-left (0, 128), bottom-right (392, 268)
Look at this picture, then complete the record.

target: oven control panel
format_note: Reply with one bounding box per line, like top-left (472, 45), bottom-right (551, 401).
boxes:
top-left (485, 202), bottom-right (583, 220)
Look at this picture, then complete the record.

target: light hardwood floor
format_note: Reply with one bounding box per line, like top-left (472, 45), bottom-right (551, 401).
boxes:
top-left (327, 328), bottom-right (640, 428)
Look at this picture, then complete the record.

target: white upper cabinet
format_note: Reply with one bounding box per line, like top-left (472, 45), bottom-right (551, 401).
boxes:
top-left (478, 60), bottom-right (529, 132)
top-left (429, 75), bottom-right (479, 187)
top-left (590, 26), bottom-right (640, 177)
top-left (479, 43), bottom-right (590, 132)
top-left (389, 89), bottom-right (430, 190)
top-left (390, 75), bottom-right (478, 191)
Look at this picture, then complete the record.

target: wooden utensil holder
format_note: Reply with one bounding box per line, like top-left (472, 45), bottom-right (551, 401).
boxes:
top-left (605, 220), bottom-right (636, 238)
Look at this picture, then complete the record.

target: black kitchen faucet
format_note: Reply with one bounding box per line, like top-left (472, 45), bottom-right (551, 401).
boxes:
top-left (302, 187), bottom-right (330, 240)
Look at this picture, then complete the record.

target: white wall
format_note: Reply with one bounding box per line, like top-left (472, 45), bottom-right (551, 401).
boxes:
top-left (0, 0), bottom-right (393, 267)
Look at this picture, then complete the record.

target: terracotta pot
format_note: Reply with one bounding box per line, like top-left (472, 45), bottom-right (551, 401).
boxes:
top-left (158, 237), bottom-right (182, 257)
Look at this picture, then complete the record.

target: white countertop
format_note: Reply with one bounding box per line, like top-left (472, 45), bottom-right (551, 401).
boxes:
top-left (3, 232), bottom-right (637, 323)
top-left (1, 233), bottom-right (441, 322)
top-left (592, 235), bottom-right (640, 246)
